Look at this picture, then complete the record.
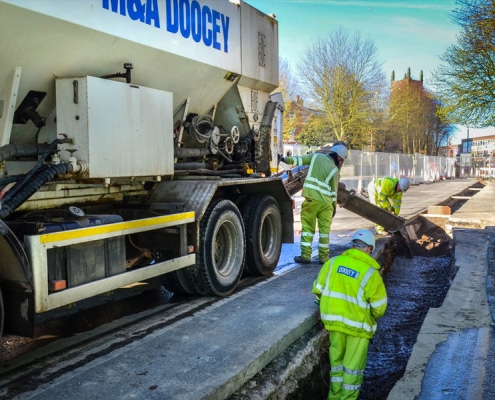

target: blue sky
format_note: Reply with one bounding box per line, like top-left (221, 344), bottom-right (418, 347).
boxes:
top-left (245, 0), bottom-right (494, 141)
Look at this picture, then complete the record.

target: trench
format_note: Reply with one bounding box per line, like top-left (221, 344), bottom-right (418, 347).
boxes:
top-left (231, 184), bottom-right (482, 400)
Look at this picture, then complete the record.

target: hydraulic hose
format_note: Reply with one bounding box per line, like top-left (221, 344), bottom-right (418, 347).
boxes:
top-left (174, 162), bottom-right (208, 170)
top-left (0, 163), bottom-right (74, 219)
top-left (1, 139), bottom-right (71, 204)
top-left (0, 143), bottom-right (51, 163)
top-left (0, 175), bottom-right (23, 192)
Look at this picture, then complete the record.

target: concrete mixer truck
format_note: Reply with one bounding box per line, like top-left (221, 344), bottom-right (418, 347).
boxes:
top-left (0, 0), bottom-right (292, 337)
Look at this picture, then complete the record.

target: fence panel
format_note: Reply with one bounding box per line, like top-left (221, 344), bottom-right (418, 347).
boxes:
top-left (282, 145), bottom-right (474, 192)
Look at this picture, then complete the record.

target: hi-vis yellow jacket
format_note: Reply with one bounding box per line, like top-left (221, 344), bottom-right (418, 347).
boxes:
top-left (312, 248), bottom-right (387, 339)
top-left (372, 177), bottom-right (403, 215)
top-left (285, 153), bottom-right (339, 208)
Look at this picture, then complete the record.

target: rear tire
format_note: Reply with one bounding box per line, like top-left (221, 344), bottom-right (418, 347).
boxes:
top-left (162, 269), bottom-right (196, 295)
top-left (241, 195), bottom-right (282, 275)
top-left (192, 199), bottom-right (245, 296)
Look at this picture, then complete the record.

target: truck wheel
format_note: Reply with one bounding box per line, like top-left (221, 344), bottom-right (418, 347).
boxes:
top-left (0, 287), bottom-right (4, 338)
top-left (241, 195), bottom-right (282, 275)
top-left (162, 269), bottom-right (195, 295)
top-left (194, 199), bottom-right (245, 296)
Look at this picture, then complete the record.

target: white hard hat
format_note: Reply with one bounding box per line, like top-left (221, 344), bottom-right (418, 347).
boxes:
top-left (399, 177), bottom-right (411, 192)
top-left (351, 229), bottom-right (375, 250)
top-left (330, 144), bottom-right (348, 160)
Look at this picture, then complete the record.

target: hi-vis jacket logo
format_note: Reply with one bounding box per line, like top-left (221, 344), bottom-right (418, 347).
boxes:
top-left (337, 266), bottom-right (359, 279)
top-left (102, 0), bottom-right (230, 52)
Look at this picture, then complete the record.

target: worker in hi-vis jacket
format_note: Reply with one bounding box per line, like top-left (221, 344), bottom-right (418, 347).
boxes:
top-left (312, 229), bottom-right (387, 400)
top-left (280, 143), bottom-right (348, 265)
top-left (367, 176), bottom-right (411, 235)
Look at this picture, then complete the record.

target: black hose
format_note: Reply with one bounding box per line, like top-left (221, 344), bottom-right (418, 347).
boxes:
top-left (0, 143), bottom-right (51, 163)
top-left (0, 163), bottom-right (73, 219)
top-left (1, 139), bottom-right (66, 204)
top-left (0, 175), bottom-right (24, 192)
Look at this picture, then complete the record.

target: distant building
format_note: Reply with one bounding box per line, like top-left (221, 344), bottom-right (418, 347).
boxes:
top-left (459, 137), bottom-right (473, 173)
top-left (437, 144), bottom-right (459, 158)
top-left (471, 134), bottom-right (495, 167)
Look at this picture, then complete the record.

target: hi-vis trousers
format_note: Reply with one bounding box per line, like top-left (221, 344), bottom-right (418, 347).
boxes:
top-left (300, 198), bottom-right (333, 262)
top-left (328, 331), bottom-right (370, 400)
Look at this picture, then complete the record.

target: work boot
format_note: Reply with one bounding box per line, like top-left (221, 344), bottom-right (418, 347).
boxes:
top-left (294, 255), bottom-right (311, 264)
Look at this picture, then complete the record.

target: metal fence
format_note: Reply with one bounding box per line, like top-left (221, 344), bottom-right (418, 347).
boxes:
top-left (339, 150), bottom-right (464, 191)
top-left (283, 145), bottom-right (472, 192)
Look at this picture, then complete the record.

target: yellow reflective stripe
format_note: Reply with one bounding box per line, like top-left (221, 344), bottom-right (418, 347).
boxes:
top-left (322, 290), bottom-right (360, 306)
top-left (304, 179), bottom-right (336, 197)
top-left (306, 175), bottom-right (337, 192)
top-left (321, 289), bottom-right (370, 309)
top-left (343, 383), bottom-right (362, 390)
top-left (301, 232), bottom-right (314, 238)
top-left (301, 242), bottom-right (312, 248)
top-left (331, 365), bottom-right (344, 372)
top-left (325, 166), bottom-right (338, 184)
top-left (344, 367), bottom-right (365, 376)
top-left (320, 313), bottom-right (376, 333)
top-left (370, 297), bottom-right (387, 308)
top-left (319, 233), bottom-right (330, 239)
top-left (39, 212), bottom-right (195, 244)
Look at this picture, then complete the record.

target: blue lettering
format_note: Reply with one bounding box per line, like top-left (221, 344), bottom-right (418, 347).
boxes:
top-left (202, 6), bottom-right (212, 47)
top-left (146, 0), bottom-right (160, 27)
top-left (191, 1), bottom-right (201, 43)
top-left (179, 0), bottom-right (190, 38)
top-left (166, 0), bottom-right (179, 33)
top-left (128, 0), bottom-right (145, 22)
top-left (221, 14), bottom-right (229, 53)
top-left (166, 0), bottom-right (229, 52)
top-left (103, 0), bottom-right (160, 27)
top-left (103, 0), bottom-right (230, 52)
top-left (337, 266), bottom-right (359, 279)
top-left (212, 10), bottom-right (221, 51)
top-left (102, 0), bottom-right (127, 16)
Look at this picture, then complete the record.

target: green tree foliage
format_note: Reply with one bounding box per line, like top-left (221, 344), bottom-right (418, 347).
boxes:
top-left (297, 27), bottom-right (387, 144)
top-left (297, 113), bottom-right (336, 146)
top-left (434, 0), bottom-right (495, 127)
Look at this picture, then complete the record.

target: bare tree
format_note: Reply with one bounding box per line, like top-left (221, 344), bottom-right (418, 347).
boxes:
top-left (277, 57), bottom-right (299, 101)
top-left (389, 70), bottom-right (456, 155)
top-left (275, 57), bottom-right (304, 141)
top-left (297, 27), bottom-right (386, 145)
top-left (434, 0), bottom-right (495, 127)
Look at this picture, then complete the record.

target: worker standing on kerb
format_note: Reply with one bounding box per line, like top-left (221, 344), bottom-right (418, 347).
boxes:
top-left (279, 143), bottom-right (348, 265)
top-left (312, 229), bottom-right (387, 400)
top-left (367, 176), bottom-right (410, 235)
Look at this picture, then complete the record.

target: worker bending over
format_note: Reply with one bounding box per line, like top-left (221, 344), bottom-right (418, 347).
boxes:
top-left (280, 144), bottom-right (347, 265)
top-left (367, 176), bottom-right (410, 235)
top-left (312, 229), bottom-right (387, 400)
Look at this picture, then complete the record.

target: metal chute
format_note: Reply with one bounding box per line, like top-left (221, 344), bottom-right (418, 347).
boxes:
top-left (279, 166), bottom-right (405, 233)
